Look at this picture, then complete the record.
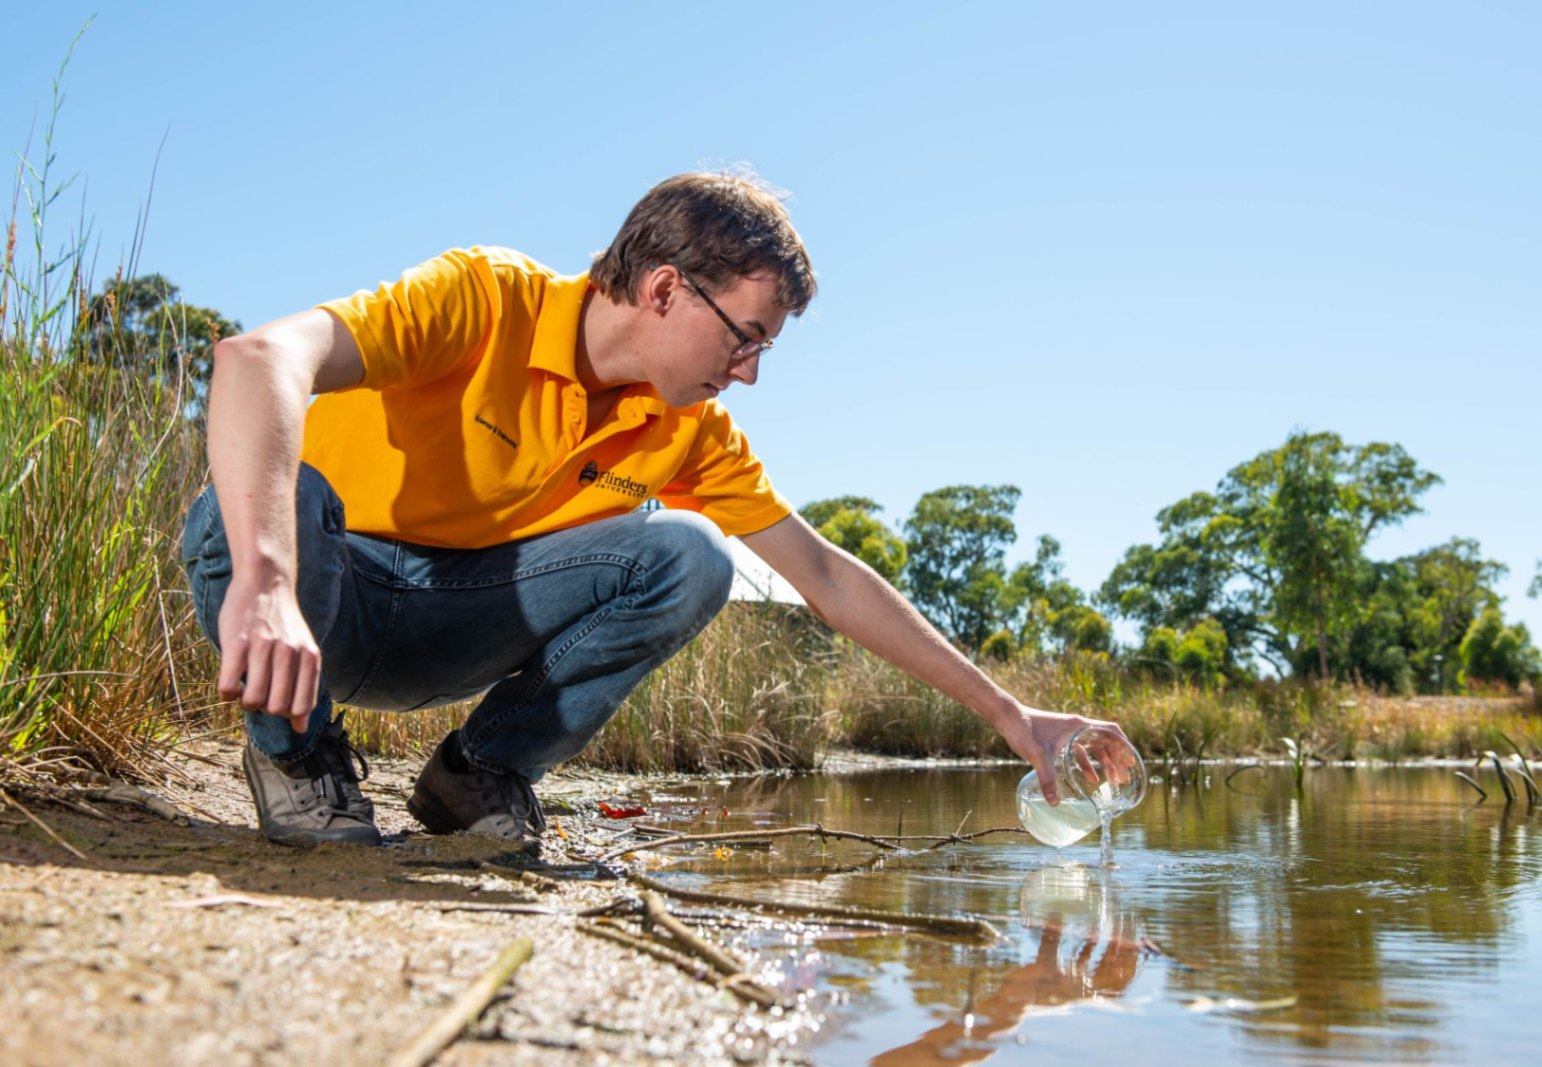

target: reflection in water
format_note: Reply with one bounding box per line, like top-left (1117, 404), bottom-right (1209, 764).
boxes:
top-left (654, 767), bottom-right (1542, 1065)
top-left (872, 867), bottom-right (1145, 1066)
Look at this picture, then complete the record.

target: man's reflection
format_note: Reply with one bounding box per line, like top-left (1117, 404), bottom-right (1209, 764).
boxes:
top-left (871, 866), bottom-right (1148, 1067)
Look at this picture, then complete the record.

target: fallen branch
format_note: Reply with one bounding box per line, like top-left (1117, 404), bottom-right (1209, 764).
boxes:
top-left (641, 890), bottom-right (761, 988)
top-left (599, 823), bottom-right (913, 863)
top-left (579, 921), bottom-right (712, 983)
top-left (387, 936), bottom-right (534, 1067)
top-left (920, 826), bottom-right (1031, 851)
top-left (628, 871), bottom-right (999, 942)
top-left (82, 781), bottom-right (192, 826)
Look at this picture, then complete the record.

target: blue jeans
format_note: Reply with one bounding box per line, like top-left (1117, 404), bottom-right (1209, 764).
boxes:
top-left (181, 463), bottom-right (735, 780)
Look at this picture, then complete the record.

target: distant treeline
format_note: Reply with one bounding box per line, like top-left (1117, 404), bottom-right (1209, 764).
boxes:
top-left (801, 432), bottom-right (1542, 695)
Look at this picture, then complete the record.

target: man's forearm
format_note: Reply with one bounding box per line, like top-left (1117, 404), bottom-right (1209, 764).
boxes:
top-left (810, 554), bottom-right (1020, 729)
top-left (207, 335), bottom-right (314, 583)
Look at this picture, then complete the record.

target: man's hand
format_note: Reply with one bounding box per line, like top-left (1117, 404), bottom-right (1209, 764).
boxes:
top-left (216, 572), bottom-right (321, 734)
top-left (742, 516), bottom-right (1142, 806)
top-left (996, 703), bottom-right (1138, 805)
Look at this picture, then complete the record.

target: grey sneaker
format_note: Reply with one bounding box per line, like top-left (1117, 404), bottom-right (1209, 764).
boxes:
top-left (407, 731), bottom-right (546, 848)
top-left (242, 714), bottom-right (382, 848)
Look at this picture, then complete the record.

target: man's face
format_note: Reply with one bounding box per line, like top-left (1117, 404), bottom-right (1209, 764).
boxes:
top-left (645, 270), bottom-right (789, 407)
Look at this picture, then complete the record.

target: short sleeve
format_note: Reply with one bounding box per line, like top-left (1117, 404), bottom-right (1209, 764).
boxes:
top-left (318, 248), bottom-right (496, 390)
top-left (657, 402), bottom-right (793, 536)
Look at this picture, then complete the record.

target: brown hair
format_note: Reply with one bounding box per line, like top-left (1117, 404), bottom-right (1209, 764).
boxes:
top-left (590, 170), bottom-right (817, 315)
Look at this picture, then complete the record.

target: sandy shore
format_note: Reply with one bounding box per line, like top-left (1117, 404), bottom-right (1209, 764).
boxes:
top-left (0, 740), bottom-right (820, 1067)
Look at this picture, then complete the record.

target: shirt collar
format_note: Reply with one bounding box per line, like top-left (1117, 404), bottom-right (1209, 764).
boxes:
top-left (527, 270), bottom-right (589, 380)
top-left (528, 270), bottom-right (668, 418)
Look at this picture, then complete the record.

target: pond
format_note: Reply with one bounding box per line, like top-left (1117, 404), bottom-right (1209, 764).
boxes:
top-left (640, 765), bottom-right (1542, 1065)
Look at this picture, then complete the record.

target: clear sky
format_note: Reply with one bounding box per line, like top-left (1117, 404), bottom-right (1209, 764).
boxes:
top-left (7, 1), bottom-right (1539, 640)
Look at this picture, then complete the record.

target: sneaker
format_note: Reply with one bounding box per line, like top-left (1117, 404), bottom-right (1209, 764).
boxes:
top-left (407, 731), bottom-right (546, 849)
top-left (242, 714), bottom-right (382, 848)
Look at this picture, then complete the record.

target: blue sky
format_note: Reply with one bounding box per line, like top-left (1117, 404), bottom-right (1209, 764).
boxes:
top-left (7, 1), bottom-right (1539, 640)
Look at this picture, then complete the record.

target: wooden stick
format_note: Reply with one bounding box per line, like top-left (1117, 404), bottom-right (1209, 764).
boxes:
top-left (387, 936), bottom-right (533, 1067)
top-left (83, 782), bottom-right (191, 825)
top-left (628, 871), bottom-right (999, 942)
top-left (637, 895), bottom-right (784, 1010)
top-left (601, 823), bottom-right (1033, 861)
top-left (641, 890), bottom-right (748, 981)
top-left (598, 822), bottom-right (905, 862)
top-left (0, 786), bottom-right (87, 861)
top-left (579, 921), bottom-right (714, 983)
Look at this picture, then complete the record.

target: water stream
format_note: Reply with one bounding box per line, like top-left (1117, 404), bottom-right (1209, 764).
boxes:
top-left (633, 765), bottom-right (1542, 1065)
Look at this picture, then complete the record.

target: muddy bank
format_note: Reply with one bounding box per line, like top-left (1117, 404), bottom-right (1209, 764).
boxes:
top-left (0, 741), bottom-right (819, 1067)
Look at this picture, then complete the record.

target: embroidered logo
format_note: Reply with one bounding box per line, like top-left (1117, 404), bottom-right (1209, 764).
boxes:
top-left (577, 462), bottom-right (648, 500)
top-left (473, 414), bottom-right (518, 450)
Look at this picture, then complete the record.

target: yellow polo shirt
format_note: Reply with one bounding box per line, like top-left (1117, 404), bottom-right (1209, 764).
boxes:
top-left (301, 246), bottom-right (791, 548)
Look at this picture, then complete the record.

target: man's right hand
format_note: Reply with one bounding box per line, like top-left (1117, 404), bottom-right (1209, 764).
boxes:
top-left (216, 572), bottom-right (321, 734)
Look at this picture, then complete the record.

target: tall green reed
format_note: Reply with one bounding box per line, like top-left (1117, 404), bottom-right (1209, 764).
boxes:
top-left (1, 34), bottom-right (212, 779)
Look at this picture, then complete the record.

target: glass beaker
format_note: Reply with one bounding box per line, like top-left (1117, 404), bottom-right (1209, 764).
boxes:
top-left (1015, 726), bottom-right (1148, 847)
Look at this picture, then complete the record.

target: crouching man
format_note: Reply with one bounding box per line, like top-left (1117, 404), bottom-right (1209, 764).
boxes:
top-left (183, 172), bottom-right (1131, 848)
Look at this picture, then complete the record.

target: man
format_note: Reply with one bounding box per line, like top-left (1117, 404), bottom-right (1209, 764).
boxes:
top-left (184, 171), bottom-right (1130, 849)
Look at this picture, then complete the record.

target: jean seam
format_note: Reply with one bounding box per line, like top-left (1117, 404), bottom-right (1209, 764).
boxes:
top-left (349, 540), bottom-right (407, 702)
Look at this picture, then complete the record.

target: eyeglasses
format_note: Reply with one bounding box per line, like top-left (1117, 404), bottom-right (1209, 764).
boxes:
top-left (676, 268), bottom-right (773, 360)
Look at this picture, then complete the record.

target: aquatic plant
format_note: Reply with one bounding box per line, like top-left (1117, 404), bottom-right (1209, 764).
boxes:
top-left (1281, 737), bottom-right (1308, 791)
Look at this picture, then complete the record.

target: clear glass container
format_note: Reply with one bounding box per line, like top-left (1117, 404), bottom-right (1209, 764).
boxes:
top-left (1015, 726), bottom-right (1148, 847)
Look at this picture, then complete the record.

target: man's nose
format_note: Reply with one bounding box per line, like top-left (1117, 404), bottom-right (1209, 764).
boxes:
top-left (729, 352), bottom-right (760, 386)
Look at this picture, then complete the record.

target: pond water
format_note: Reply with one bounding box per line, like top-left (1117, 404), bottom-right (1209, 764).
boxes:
top-left (639, 766), bottom-right (1542, 1065)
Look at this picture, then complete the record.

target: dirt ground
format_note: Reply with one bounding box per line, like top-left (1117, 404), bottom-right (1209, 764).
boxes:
top-left (0, 740), bottom-right (821, 1067)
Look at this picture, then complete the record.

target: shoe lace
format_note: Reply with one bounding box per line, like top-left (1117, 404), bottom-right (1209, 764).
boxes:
top-left (312, 715), bottom-right (372, 815)
top-left (479, 769), bottom-right (546, 836)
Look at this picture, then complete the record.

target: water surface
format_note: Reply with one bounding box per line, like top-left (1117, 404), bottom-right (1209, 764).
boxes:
top-left (640, 766), bottom-right (1542, 1065)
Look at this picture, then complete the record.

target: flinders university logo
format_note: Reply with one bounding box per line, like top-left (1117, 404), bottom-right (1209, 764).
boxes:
top-left (578, 461), bottom-right (647, 500)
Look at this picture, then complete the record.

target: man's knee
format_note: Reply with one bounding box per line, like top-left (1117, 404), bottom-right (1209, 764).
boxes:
top-left (641, 510), bottom-right (735, 620)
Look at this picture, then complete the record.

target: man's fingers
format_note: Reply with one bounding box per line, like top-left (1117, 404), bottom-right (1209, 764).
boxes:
top-left (266, 647), bottom-right (297, 718)
top-left (289, 650), bottom-right (319, 734)
top-left (241, 639), bottom-right (273, 711)
top-left (290, 652), bottom-right (319, 723)
top-left (217, 639), bottom-right (247, 701)
top-left (1035, 754), bottom-right (1061, 805)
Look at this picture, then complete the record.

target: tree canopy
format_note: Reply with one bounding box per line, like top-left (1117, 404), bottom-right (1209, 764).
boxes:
top-left (800, 431), bottom-right (1536, 689)
top-left (84, 273), bottom-right (240, 416)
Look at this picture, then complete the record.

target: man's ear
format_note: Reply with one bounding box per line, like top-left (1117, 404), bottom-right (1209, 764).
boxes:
top-left (639, 264), bottom-right (679, 316)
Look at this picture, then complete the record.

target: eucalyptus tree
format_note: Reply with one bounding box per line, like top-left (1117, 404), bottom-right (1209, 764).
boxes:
top-left (1101, 432), bottom-right (1440, 679)
top-left (798, 496), bottom-right (907, 587)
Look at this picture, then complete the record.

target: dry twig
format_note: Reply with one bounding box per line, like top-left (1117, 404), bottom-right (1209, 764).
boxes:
top-left (387, 936), bottom-right (534, 1067)
top-left (598, 822), bottom-right (908, 862)
top-left (83, 781), bottom-right (191, 825)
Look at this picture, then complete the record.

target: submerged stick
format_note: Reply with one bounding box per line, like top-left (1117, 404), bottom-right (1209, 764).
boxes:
top-left (387, 936), bottom-right (533, 1067)
top-left (628, 871), bottom-right (999, 942)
